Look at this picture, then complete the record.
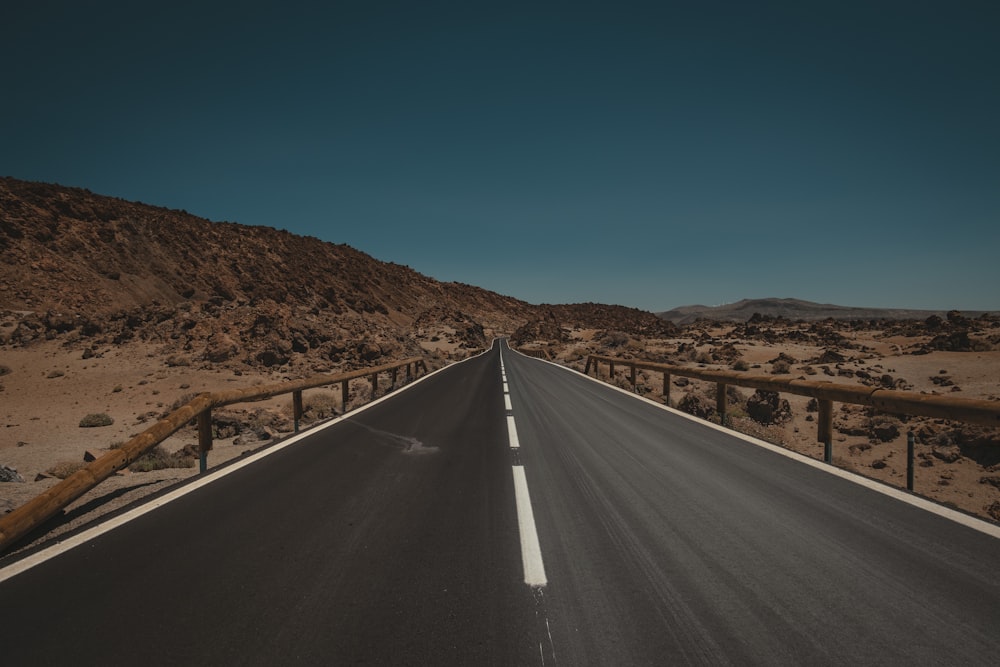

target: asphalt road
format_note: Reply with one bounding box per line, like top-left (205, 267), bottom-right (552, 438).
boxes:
top-left (2, 340), bottom-right (999, 666)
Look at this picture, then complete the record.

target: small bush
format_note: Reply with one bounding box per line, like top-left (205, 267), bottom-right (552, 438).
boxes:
top-left (79, 413), bottom-right (114, 428)
top-left (771, 360), bottom-right (791, 374)
top-left (303, 392), bottom-right (340, 421)
top-left (129, 446), bottom-right (196, 472)
top-left (167, 393), bottom-right (198, 414)
top-left (732, 360), bottom-right (751, 371)
top-left (47, 461), bottom-right (86, 479)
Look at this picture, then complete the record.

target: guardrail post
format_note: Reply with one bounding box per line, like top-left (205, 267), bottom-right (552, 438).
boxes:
top-left (391, 366), bottom-right (398, 390)
top-left (584, 357), bottom-right (592, 375)
top-left (370, 373), bottom-right (378, 398)
top-left (818, 399), bottom-right (833, 463)
top-left (907, 431), bottom-right (915, 491)
top-left (197, 409), bottom-right (212, 473)
top-left (716, 383), bottom-right (728, 425)
top-left (341, 379), bottom-right (349, 413)
top-left (609, 360), bottom-right (615, 380)
top-left (630, 365), bottom-right (637, 391)
top-left (292, 390), bottom-right (303, 433)
top-left (663, 372), bottom-right (671, 405)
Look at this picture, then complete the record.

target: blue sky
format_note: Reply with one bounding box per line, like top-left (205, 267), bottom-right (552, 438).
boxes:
top-left (3, 1), bottom-right (998, 311)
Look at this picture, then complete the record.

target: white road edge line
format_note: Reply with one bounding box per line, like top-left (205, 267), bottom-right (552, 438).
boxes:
top-left (0, 341), bottom-right (502, 583)
top-left (505, 346), bottom-right (1000, 541)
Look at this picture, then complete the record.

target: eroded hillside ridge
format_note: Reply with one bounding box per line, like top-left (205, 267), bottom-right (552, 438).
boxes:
top-left (0, 178), bottom-right (531, 321)
top-left (1, 177), bottom-right (673, 370)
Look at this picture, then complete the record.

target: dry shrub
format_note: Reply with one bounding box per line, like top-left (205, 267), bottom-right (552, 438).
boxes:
top-left (303, 391), bottom-right (340, 421)
top-left (129, 445), bottom-right (196, 472)
top-left (771, 359), bottom-right (791, 374)
top-left (79, 413), bottom-right (114, 427)
top-left (46, 461), bottom-right (86, 479)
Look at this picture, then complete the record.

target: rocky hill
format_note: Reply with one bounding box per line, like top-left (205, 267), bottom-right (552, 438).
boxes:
top-left (657, 298), bottom-right (996, 325)
top-left (0, 177), bottom-right (669, 370)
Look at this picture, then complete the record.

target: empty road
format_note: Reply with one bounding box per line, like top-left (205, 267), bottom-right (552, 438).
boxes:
top-left (2, 340), bottom-right (999, 665)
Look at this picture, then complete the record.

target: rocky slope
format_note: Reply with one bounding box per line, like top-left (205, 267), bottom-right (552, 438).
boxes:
top-left (2, 177), bottom-right (600, 370)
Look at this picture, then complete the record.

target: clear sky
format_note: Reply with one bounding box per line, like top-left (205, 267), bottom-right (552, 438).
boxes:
top-left (3, 1), bottom-right (998, 312)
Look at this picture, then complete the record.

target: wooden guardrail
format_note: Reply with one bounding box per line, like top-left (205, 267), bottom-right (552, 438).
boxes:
top-left (585, 354), bottom-right (1000, 489)
top-left (0, 357), bottom-right (428, 553)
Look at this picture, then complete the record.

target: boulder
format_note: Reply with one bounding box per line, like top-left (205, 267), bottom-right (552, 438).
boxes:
top-left (677, 393), bottom-right (715, 420)
top-left (872, 421), bottom-right (901, 442)
top-left (746, 390), bottom-right (791, 425)
top-left (815, 348), bottom-right (846, 364)
top-left (204, 333), bottom-right (239, 363)
top-left (932, 446), bottom-right (962, 463)
top-left (356, 341), bottom-right (383, 362)
top-left (0, 465), bottom-right (25, 483)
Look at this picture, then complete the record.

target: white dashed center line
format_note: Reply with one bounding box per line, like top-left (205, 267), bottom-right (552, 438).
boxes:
top-left (500, 346), bottom-right (547, 588)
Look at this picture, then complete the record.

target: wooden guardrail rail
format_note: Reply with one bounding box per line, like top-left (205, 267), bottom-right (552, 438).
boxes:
top-left (0, 357), bottom-right (428, 553)
top-left (585, 354), bottom-right (1000, 490)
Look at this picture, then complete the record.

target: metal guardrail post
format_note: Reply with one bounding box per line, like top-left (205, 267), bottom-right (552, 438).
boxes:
top-left (907, 431), bottom-right (915, 491)
top-left (292, 390), bottom-right (303, 433)
top-left (197, 409), bottom-right (213, 474)
top-left (818, 399), bottom-right (833, 464)
top-left (716, 383), bottom-right (728, 426)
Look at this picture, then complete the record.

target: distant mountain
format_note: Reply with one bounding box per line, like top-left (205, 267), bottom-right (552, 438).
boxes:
top-left (656, 298), bottom-right (991, 325)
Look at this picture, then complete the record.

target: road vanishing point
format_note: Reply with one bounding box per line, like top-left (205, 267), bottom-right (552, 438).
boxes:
top-left (2, 339), bottom-right (999, 665)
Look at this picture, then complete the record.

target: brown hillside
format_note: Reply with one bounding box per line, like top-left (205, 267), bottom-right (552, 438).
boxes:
top-left (0, 177), bottom-right (530, 324)
top-left (1, 177), bottom-right (682, 370)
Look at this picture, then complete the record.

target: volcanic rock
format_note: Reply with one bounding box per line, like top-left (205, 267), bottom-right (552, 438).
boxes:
top-left (746, 390), bottom-right (792, 425)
